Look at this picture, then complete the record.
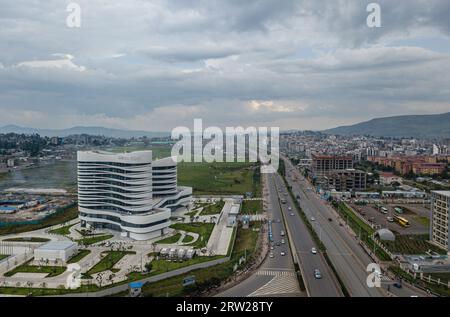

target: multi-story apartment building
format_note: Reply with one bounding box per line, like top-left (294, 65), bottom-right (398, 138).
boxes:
top-left (311, 154), bottom-right (366, 191)
top-left (430, 191), bottom-right (450, 252)
top-left (324, 169), bottom-right (367, 192)
top-left (77, 150), bottom-right (192, 241)
top-left (368, 156), bottom-right (447, 176)
top-left (311, 154), bottom-right (354, 177)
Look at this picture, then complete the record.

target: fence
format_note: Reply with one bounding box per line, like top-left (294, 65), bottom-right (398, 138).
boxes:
top-left (0, 242), bottom-right (36, 275)
top-left (399, 262), bottom-right (450, 289)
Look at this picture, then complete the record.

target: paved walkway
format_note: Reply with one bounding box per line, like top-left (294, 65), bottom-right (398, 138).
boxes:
top-left (206, 199), bottom-right (235, 256)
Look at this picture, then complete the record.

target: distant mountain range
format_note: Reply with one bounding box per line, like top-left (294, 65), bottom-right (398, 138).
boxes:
top-left (323, 112), bottom-right (450, 139)
top-left (0, 125), bottom-right (169, 138)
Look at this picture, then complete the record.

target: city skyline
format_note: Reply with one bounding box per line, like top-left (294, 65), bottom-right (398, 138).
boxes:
top-left (1, 1), bottom-right (450, 131)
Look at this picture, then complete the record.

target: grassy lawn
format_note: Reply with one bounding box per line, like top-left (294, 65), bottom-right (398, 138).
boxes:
top-left (76, 234), bottom-right (113, 246)
top-left (155, 233), bottom-right (182, 245)
top-left (67, 250), bottom-right (91, 264)
top-left (241, 199), bottom-right (263, 215)
top-left (4, 259), bottom-right (66, 278)
top-left (182, 235), bottom-right (194, 244)
top-left (0, 205), bottom-right (78, 236)
top-left (49, 223), bottom-right (77, 235)
top-left (127, 255), bottom-right (224, 281)
top-left (170, 223), bottom-right (215, 249)
top-left (0, 254), bottom-right (9, 261)
top-left (413, 216), bottom-right (430, 227)
top-left (108, 146), bottom-right (172, 159)
top-left (200, 200), bottom-right (225, 216)
top-left (178, 162), bottom-right (261, 197)
top-left (86, 251), bottom-right (136, 276)
top-left (140, 222), bottom-right (260, 297)
top-left (382, 234), bottom-right (446, 255)
top-left (3, 237), bottom-right (50, 243)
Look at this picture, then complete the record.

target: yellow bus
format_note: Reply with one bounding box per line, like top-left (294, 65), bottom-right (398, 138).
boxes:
top-left (393, 215), bottom-right (410, 228)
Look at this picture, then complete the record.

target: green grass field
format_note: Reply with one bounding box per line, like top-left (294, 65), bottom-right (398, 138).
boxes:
top-left (200, 200), bottom-right (225, 216)
top-left (178, 162), bottom-right (260, 196)
top-left (87, 251), bottom-right (136, 276)
top-left (155, 233), bottom-right (182, 245)
top-left (67, 250), bottom-right (91, 264)
top-left (170, 223), bottom-right (215, 249)
top-left (3, 237), bottom-right (50, 243)
top-left (0, 254), bottom-right (9, 261)
top-left (241, 200), bottom-right (263, 215)
top-left (108, 146), bottom-right (172, 160)
top-left (76, 234), bottom-right (113, 246)
top-left (382, 234), bottom-right (446, 255)
top-left (4, 259), bottom-right (66, 278)
top-left (49, 223), bottom-right (77, 235)
top-left (182, 235), bottom-right (194, 244)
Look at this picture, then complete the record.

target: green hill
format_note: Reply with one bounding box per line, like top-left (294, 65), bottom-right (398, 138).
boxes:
top-left (324, 112), bottom-right (450, 139)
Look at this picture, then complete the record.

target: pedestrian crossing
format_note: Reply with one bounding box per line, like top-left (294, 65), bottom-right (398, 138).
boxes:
top-left (249, 274), bottom-right (300, 297)
top-left (256, 269), bottom-right (297, 277)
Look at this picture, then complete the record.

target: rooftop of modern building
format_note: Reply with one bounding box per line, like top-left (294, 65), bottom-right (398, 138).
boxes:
top-left (432, 191), bottom-right (450, 198)
top-left (36, 241), bottom-right (78, 251)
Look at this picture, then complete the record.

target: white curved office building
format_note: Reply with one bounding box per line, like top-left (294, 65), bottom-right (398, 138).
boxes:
top-left (77, 150), bottom-right (192, 240)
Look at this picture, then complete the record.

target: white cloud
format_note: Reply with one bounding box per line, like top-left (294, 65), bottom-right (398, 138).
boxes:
top-left (15, 55), bottom-right (86, 72)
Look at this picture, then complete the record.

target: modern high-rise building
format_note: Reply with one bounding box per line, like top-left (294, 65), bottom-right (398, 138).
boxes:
top-left (77, 150), bottom-right (192, 241)
top-left (430, 191), bottom-right (450, 251)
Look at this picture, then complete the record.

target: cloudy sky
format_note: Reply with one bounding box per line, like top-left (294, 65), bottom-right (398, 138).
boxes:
top-left (1, 0), bottom-right (450, 132)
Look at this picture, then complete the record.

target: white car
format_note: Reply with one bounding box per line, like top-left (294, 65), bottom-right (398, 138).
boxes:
top-left (311, 247), bottom-right (317, 254)
top-left (311, 217), bottom-right (316, 222)
top-left (269, 253), bottom-right (275, 258)
top-left (280, 251), bottom-right (286, 256)
top-left (290, 213), bottom-right (295, 216)
top-left (288, 207), bottom-right (292, 211)
top-left (314, 269), bottom-right (322, 279)
top-left (281, 239), bottom-right (285, 244)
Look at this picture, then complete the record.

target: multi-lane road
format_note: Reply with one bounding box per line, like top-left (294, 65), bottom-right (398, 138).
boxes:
top-left (283, 156), bottom-right (428, 297)
top-left (220, 174), bottom-right (302, 297)
top-left (272, 174), bottom-right (343, 297)
top-left (221, 171), bottom-right (342, 297)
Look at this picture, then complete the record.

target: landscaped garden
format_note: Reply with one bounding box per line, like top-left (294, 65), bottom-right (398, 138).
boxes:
top-left (85, 251), bottom-right (136, 277)
top-left (139, 222), bottom-right (261, 297)
top-left (3, 237), bottom-right (50, 243)
top-left (170, 223), bottom-right (215, 249)
top-left (76, 234), bottom-right (113, 246)
top-left (155, 233), bottom-right (182, 245)
top-left (4, 259), bottom-right (66, 278)
top-left (49, 223), bottom-right (77, 235)
top-left (199, 200), bottom-right (225, 216)
top-left (67, 250), bottom-right (91, 264)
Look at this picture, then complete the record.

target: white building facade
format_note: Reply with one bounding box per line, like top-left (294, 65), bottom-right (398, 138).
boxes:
top-left (431, 191), bottom-right (450, 252)
top-left (77, 150), bottom-right (192, 241)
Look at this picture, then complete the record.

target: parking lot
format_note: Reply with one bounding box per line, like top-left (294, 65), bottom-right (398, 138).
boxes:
top-left (349, 202), bottom-right (430, 235)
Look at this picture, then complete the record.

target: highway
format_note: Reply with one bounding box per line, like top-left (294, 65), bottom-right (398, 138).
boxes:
top-left (219, 173), bottom-right (302, 297)
top-left (283, 157), bottom-right (429, 297)
top-left (272, 173), bottom-right (343, 297)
